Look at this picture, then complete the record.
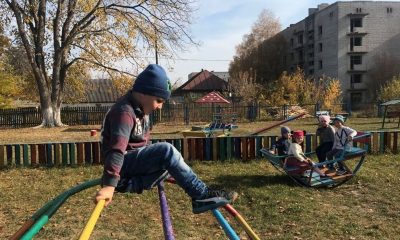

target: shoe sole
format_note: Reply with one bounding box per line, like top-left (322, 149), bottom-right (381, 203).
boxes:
top-left (193, 199), bottom-right (230, 214)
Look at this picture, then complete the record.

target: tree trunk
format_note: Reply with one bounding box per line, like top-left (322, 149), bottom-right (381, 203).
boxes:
top-left (40, 105), bottom-right (55, 127)
top-left (53, 105), bottom-right (63, 127)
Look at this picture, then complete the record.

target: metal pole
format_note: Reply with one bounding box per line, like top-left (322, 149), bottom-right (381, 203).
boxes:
top-left (157, 181), bottom-right (175, 240)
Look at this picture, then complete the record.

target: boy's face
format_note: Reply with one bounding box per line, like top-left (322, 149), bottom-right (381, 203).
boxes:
top-left (333, 120), bottom-right (343, 128)
top-left (140, 94), bottom-right (165, 114)
top-left (283, 133), bottom-right (291, 139)
top-left (320, 119), bottom-right (329, 127)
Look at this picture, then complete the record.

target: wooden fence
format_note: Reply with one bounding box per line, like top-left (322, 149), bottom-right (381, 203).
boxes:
top-left (0, 130), bottom-right (399, 168)
top-left (0, 106), bottom-right (110, 128)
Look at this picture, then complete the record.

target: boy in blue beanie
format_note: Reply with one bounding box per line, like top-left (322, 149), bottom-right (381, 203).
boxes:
top-left (95, 64), bottom-right (237, 214)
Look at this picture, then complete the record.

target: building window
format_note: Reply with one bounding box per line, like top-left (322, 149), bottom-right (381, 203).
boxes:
top-left (298, 34), bottom-right (303, 45)
top-left (329, 11), bottom-right (334, 18)
top-left (298, 50), bottom-right (304, 61)
top-left (350, 18), bottom-right (363, 32)
top-left (309, 52), bottom-right (314, 58)
top-left (308, 44), bottom-right (314, 49)
top-left (351, 74), bottom-right (362, 84)
top-left (319, 43), bottom-right (323, 52)
top-left (350, 36), bottom-right (362, 51)
top-left (290, 38), bottom-right (294, 47)
top-left (290, 53), bottom-right (294, 60)
top-left (387, 7), bottom-right (393, 13)
top-left (356, 8), bottom-right (362, 13)
top-left (319, 60), bottom-right (323, 69)
top-left (309, 61), bottom-right (314, 66)
top-left (350, 55), bottom-right (362, 69)
top-left (350, 92), bottom-right (363, 103)
top-left (309, 69), bottom-right (314, 75)
top-left (318, 25), bottom-right (323, 35)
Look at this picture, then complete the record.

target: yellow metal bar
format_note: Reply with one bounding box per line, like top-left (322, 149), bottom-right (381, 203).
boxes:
top-left (234, 213), bottom-right (260, 240)
top-left (79, 200), bottom-right (105, 240)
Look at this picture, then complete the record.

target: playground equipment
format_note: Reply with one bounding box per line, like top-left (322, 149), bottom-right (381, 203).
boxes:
top-left (380, 99), bottom-right (400, 128)
top-left (182, 91), bottom-right (238, 138)
top-left (11, 178), bottom-right (260, 240)
top-left (250, 113), bottom-right (306, 136)
top-left (261, 132), bottom-right (371, 188)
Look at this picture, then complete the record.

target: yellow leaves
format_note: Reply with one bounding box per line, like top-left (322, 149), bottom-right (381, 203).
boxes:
top-left (76, 0), bottom-right (100, 13)
top-left (377, 75), bottom-right (400, 102)
top-left (0, 68), bottom-right (23, 108)
top-left (269, 68), bottom-right (343, 110)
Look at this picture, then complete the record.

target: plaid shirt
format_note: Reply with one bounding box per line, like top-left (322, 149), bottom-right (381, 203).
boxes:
top-left (100, 91), bottom-right (150, 187)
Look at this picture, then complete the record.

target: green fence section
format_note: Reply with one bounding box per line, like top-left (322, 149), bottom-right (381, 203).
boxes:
top-left (0, 131), bottom-right (398, 168)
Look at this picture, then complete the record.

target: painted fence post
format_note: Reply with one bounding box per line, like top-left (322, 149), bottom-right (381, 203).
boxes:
top-left (31, 144), bottom-right (38, 166)
top-left (15, 145), bottom-right (21, 166)
top-left (54, 144), bottom-right (61, 166)
top-left (46, 144), bottom-right (53, 166)
top-left (84, 142), bottom-right (92, 164)
top-left (0, 145), bottom-right (5, 168)
top-left (62, 143), bottom-right (69, 165)
top-left (23, 144), bottom-right (29, 167)
top-left (6, 145), bottom-right (13, 166)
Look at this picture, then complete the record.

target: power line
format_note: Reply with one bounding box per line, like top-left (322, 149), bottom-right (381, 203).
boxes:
top-left (135, 56), bottom-right (231, 62)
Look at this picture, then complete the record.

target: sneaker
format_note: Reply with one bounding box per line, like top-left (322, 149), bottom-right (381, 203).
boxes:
top-left (192, 189), bottom-right (238, 214)
top-left (336, 169), bottom-right (347, 175)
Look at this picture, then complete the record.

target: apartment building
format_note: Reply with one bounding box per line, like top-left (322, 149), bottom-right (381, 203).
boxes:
top-left (280, 1), bottom-right (400, 104)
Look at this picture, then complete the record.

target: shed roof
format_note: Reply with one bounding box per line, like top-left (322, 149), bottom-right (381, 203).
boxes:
top-left (174, 70), bottom-right (228, 93)
top-left (194, 91), bottom-right (230, 104)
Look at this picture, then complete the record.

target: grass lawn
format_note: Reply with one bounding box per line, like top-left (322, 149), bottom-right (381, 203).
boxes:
top-left (0, 117), bottom-right (398, 144)
top-left (1, 154), bottom-right (399, 239)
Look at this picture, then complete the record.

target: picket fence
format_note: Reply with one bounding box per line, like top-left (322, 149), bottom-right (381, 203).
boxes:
top-left (0, 130), bottom-right (399, 168)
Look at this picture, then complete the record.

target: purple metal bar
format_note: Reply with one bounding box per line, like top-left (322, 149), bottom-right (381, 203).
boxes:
top-left (157, 181), bottom-right (175, 240)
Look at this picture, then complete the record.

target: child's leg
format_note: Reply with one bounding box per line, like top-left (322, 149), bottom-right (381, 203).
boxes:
top-left (120, 142), bottom-right (208, 199)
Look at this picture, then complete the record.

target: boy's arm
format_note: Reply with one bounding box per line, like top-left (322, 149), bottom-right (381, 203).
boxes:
top-left (97, 111), bottom-right (134, 206)
top-left (345, 126), bottom-right (357, 140)
top-left (102, 111), bottom-right (134, 187)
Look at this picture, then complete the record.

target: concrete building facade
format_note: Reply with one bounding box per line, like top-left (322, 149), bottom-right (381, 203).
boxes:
top-left (280, 1), bottom-right (400, 105)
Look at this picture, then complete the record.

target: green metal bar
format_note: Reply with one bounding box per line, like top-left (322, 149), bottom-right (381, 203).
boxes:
top-left (20, 179), bottom-right (101, 240)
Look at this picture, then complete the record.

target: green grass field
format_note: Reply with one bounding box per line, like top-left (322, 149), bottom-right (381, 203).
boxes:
top-left (1, 154), bottom-right (399, 240)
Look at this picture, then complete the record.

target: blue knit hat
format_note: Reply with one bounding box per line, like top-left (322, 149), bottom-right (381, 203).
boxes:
top-left (132, 64), bottom-right (171, 100)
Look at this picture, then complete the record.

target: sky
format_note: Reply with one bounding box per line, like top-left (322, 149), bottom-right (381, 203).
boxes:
top-left (158, 0), bottom-right (339, 85)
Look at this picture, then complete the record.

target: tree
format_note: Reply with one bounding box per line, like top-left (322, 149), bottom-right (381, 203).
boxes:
top-left (1, 0), bottom-right (195, 127)
top-left (229, 9), bottom-right (284, 97)
top-left (0, 22), bottom-right (22, 108)
top-left (367, 53), bottom-right (400, 100)
top-left (268, 68), bottom-right (342, 112)
top-left (377, 75), bottom-right (400, 102)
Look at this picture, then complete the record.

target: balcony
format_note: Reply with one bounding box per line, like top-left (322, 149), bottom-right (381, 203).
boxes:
top-left (348, 63), bottom-right (367, 72)
top-left (348, 46), bottom-right (367, 53)
top-left (347, 27), bottom-right (368, 35)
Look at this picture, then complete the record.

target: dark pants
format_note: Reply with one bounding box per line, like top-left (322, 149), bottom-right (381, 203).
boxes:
top-left (326, 148), bottom-right (345, 170)
top-left (316, 142), bottom-right (334, 163)
top-left (116, 142), bottom-right (208, 199)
